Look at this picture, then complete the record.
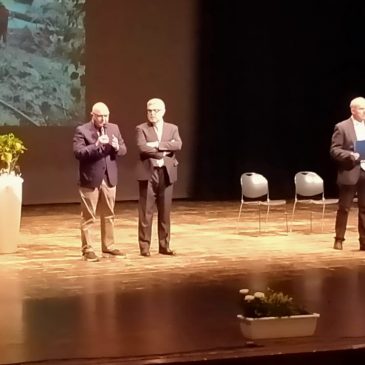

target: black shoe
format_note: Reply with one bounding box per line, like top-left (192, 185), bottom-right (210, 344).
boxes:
top-left (333, 240), bottom-right (343, 250)
top-left (140, 251), bottom-right (151, 257)
top-left (159, 248), bottom-right (176, 256)
top-left (82, 251), bottom-right (99, 262)
top-left (102, 248), bottom-right (126, 257)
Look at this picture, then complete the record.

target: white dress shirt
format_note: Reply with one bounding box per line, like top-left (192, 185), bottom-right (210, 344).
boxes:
top-left (153, 121), bottom-right (164, 167)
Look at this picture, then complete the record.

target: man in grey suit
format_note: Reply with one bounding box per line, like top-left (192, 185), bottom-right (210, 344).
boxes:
top-left (136, 98), bottom-right (182, 256)
top-left (73, 102), bottom-right (127, 261)
top-left (330, 96), bottom-right (365, 251)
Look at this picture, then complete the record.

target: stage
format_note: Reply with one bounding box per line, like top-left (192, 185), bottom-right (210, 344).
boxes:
top-left (1, 200), bottom-right (365, 364)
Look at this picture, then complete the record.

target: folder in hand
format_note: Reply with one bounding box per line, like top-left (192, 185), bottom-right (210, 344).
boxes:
top-left (355, 140), bottom-right (365, 160)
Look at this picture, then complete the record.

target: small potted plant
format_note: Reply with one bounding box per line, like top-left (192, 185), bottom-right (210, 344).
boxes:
top-left (0, 133), bottom-right (27, 175)
top-left (237, 288), bottom-right (320, 340)
top-left (0, 133), bottom-right (27, 254)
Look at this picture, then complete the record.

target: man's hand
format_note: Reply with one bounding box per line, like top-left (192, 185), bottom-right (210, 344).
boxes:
top-left (351, 152), bottom-right (360, 160)
top-left (96, 134), bottom-right (109, 147)
top-left (111, 134), bottom-right (119, 151)
top-left (146, 141), bottom-right (159, 148)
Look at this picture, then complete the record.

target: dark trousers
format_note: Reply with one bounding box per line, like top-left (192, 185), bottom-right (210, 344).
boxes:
top-left (335, 170), bottom-right (365, 244)
top-left (138, 167), bottom-right (173, 253)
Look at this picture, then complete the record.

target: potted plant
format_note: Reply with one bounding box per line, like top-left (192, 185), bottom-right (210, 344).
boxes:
top-left (0, 133), bottom-right (27, 254)
top-left (0, 133), bottom-right (27, 175)
top-left (237, 288), bottom-right (320, 340)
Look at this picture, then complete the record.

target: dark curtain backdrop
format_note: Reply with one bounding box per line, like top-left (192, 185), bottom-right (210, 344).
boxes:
top-left (193, 0), bottom-right (365, 200)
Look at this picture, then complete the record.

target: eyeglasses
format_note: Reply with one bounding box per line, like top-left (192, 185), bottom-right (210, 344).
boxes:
top-left (92, 113), bottom-right (109, 118)
top-left (147, 109), bottom-right (161, 113)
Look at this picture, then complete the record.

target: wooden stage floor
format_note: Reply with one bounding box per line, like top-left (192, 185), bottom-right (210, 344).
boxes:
top-left (1, 200), bottom-right (365, 364)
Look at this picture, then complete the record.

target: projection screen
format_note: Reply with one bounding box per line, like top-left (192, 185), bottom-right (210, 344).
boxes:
top-left (0, 0), bottom-right (85, 127)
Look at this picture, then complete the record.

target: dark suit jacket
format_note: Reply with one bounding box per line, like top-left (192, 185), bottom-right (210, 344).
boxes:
top-left (330, 118), bottom-right (361, 185)
top-left (73, 121), bottom-right (127, 188)
top-left (136, 121), bottom-right (182, 184)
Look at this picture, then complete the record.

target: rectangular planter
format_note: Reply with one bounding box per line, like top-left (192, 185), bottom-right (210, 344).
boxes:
top-left (238, 313), bottom-right (320, 340)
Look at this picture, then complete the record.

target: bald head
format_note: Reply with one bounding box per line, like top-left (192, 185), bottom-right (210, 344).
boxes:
top-left (350, 97), bottom-right (365, 122)
top-left (91, 102), bottom-right (110, 128)
top-left (92, 102), bottom-right (109, 115)
top-left (147, 98), bottom-right (166, 124)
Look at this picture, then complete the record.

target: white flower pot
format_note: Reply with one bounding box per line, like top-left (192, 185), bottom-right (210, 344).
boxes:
top-left (238, 313), bottom-right (320, 340)
top-left (0, 174), bottom-right (23, 254)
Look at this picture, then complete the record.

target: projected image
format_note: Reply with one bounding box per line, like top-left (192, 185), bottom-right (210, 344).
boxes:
top-left (0, 0), bottom-right (85, 126)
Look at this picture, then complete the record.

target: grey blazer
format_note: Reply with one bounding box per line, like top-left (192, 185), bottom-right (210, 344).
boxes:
top-left (136, 121), bottom-right (182, 184)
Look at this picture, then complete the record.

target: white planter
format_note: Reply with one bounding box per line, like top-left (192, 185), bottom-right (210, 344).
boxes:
top-left (0, 174), bottom-right (23, 254)
top-left (238, 313), bottom-right (320, 340)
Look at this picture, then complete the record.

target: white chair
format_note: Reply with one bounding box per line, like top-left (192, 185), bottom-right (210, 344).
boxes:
top-left (291, 171), bottom-right (338, 232)
top-left (237, 172), bottom-right (288, 233)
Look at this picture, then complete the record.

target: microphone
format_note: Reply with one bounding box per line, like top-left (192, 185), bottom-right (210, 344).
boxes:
top-left (100, 126), bottom-right (105, 135)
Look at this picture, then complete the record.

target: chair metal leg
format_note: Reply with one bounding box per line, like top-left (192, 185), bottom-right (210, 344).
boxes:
top-left (284, 205), bottom-right (288, 234)
top-left (310, 208), bottom-right (313, 233)
top-left (321, 203), bottom-right (326, 232)
top-left (290, 201), bottom-right (297, 232)
top-left (236, 202), bottom-right (244, 232)
top-left (265, 204), bottom-right (270, 223)
top-left (237, 202), bottom-right (243, 223)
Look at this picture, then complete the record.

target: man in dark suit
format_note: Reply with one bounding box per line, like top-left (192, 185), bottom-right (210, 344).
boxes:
top-left (330, 96), bottom-right (365, 251)
top-left (73, 102), bottom-right (127, 261)
top-left (136, 98), bottom-right (182, 256)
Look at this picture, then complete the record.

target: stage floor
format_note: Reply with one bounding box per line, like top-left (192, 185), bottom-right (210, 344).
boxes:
top-left (1, 200), bottom-right (365, 364)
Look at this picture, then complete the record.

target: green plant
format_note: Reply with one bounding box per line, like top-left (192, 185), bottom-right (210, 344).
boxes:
top-left (0, 133), bottom-right (27, 175)
top-left (240, 288), bottom-right (309, 318)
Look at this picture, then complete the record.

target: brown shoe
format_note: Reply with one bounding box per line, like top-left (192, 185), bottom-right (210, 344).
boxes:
top-left (333, 240), bottom-right (343, 250)
top-left (82, 251), bottom-right (100, 262)
top-left (159, 248), bottom-right (176, 256)
top-left (140, 251), bottom-right (151, 257)
top-left (102, 248), bottom-right (126, 257)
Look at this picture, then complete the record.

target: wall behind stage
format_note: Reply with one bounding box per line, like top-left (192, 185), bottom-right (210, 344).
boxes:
top-left (4, 1), bottom-right (365, 205)
top-left (0, 0), bottom-right (198, 205)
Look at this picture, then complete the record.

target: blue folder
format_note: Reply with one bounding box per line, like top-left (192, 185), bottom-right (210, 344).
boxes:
top-left (355, 140), bottom-right (365, 160)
